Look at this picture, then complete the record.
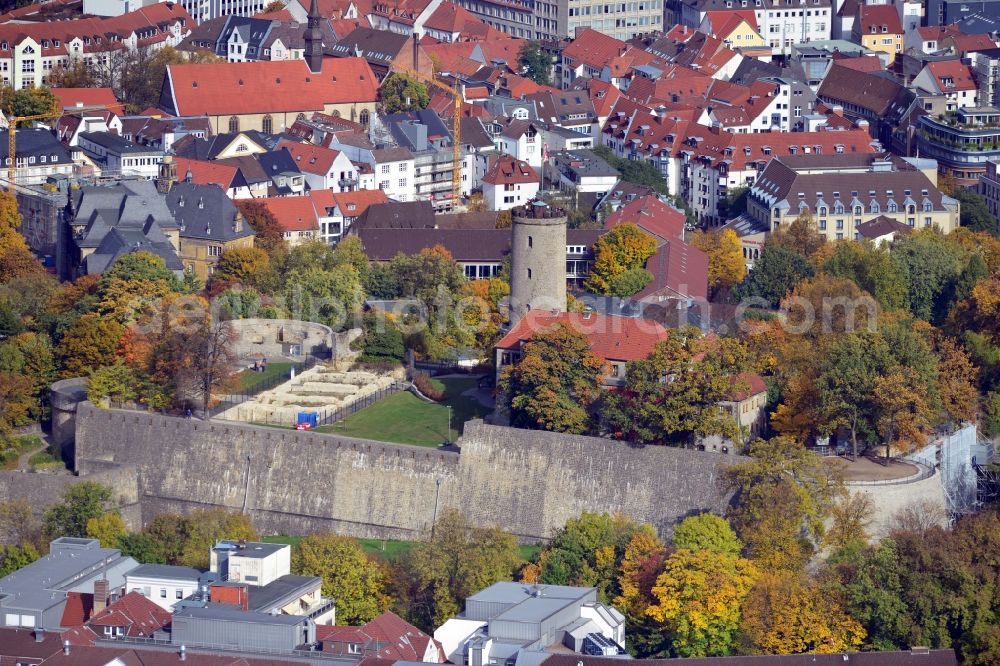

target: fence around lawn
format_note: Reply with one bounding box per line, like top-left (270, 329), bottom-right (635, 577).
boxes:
top-left (247, 380), bottom-right (408, 429)
top-left (209, 356), bottom-right (320, 417)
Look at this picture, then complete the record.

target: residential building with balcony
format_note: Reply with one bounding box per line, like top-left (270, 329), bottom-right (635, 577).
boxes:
top-left (972, 48), bottom-right (1000, 108)
top-left (741, 153), bottom-right (960, 244)
top-left (385, 109), bottom-right (466, 211)
top-left (0, 128), bottom-right (75, 186)
top-left (78, 131), bottom-right (164, 180)
top-left (979, 159), bottom-right (1000, 233)
top-left (917, 106), bottom-right (1000, 186)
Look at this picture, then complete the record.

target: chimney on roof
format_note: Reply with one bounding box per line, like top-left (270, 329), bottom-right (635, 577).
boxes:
top-left (63, 641), bottom-right (71, 656)
top-left (34, 627), bottom-right (44, 643)
top-left (93, 578), bottom-right (109, 615)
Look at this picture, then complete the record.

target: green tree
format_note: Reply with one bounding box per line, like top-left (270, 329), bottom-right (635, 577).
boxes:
top-left (177, 508), bottom-right (258, 568)
top-left (139, 513), bottom-right (188, 564)
top-left (647, 548), bottom-right (759, 657)
top-left (293, 533), bottom-right (391, 624)
top-left (592, 145), bottom-right (668, 194)
top-left (891, 229), bottom-right (969, 323)
top-left (518, 41), bottom-right (553, 86)
top-left (285, 263), bottom-right (364, 330)
top-left (609, 267), bottom-right (654, 298)
top-left (953, 187), bottom-right (997, 236)
top-left (213, 247), bottom-right (276, 292)
top-left (43, 482), bottom-right (114, 539)
top-left (672, 513), bottom-right (742, 556)
top-left (584, 223), bottom-right (657, 295)
top-left (600, 328), bottom-right (750, 445)
top-left (380, 73), bottom-right (430, 114)
top-left (736, 244), bottom-right (814, 307)
top-left (0, 331), bottom-right (55, 420)
top-left (402, 509), bottom-right (521, 629)
top-left (538, 512), bottom-right (654, 602)
top-left (357, 312), bottom-right (405, 363)
top-left (0, 543), bottom-right (40, 577)
top-left (498, 323), bottom-right (605, 434)
top-left (117, 532), bottom-right (162, 563)
top-left (86, 511), bottom-right (127, 548)
top-left (823, 241), bottom-right (907, 311)
top-left (724, 437), bottom-right (843, 571)
top-left (87, 361), bottom-right (140, 406)
top-left (0, 85), bottom-right (58, 119)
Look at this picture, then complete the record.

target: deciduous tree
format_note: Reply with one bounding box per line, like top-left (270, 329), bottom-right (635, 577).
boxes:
top-left (691, 229), bottom-right (746, 295)
top-left (724, 437), bottom-right (843, 571)
top-left (177, 508), bottom-right (258, 568)
top-left (380, 73), bottom-right (430, 113)
top-left (672, 513), bottom-right (742, 556)
top-left (736, 244), bottom-right (813, 307)
top-left (86, 511), bottom-right (127, 548)
top-left (582, 222), bottom-right (658, 295)
top-left (517, 42), bottom-right (553, 86)
top-left (235, 200), bottom-right (286, 259)
top-left (43, 482), bottom-right (114, 539)
top-left (646, 548), bottom-right (759, 657)
top-left (499, 323), bottom-right (604, 434)
top-left (56, 314), bottom-right (125, 378)
top-left (740, 572), bottom-right (865, 654)
top-left (293, 533), bottom-right (391, 624)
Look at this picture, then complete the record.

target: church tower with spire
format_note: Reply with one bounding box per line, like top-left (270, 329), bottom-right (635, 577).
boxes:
top-left (304, 0), bottom-right (324, 74)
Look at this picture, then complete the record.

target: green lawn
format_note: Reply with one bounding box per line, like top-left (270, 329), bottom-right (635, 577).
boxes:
top-left (263, 534), bottom-right (541, 562)
top-left (236, 362), bottom-right (294, 393)
top-left (315, 376), bottom-right (489, 447)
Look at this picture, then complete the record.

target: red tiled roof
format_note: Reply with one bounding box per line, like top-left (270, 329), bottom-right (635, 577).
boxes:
top-left (476, 37), bottom-right (524, 67)
top-left (51, 88), bottom-right (120, 111)
top-left (728, 372), bottom-right (767, 401)
top-left (87, 592), bottom-right (171, 638)
top-left (705, 9), bottom-right (757, 34)
top-left (424, 1), bottom-right (491, 36)
top-left (253, 7), bottom-right (295, 20)
top-left (465, 86), bottom-right (489, 100)
top-left (330, 17), bottom-right (372, 38)
top-left (947, 33), bottom-right (997, 54)
top-left (365, 611), bottom-right (439, 661)
top-left (583, 79), bottom-right (623, 118)
top-left (165, 57), bottom-right (378, 116)
top-left (331, 188), bottom-right (389, 216)
top-left (635, 238), bottom-right (709, 302)
top-left (563, 27), bottom-right (627, 70)
top-left (60, 592), bottom-right (94, 627)
top-left (857, 4), bottom-right (902, 34)
top-left (831, 54), bottom-right (884, 73)
top-left (497, 311), bottom-right (669, 363)
top-left (605, 196), bottom-right (685, 243)
top-left (258, 195), bottom-right (321, 232)
top-left (174, 157), bottom-right (239, 189)
top-left (277, 139), bottom-right (342, 175)
top-left (925, 60), bottom-right (978, 92)
top-left (917, 24), bottom-right (960, 41)
top-left (482, 154), bottom-right (538, 185)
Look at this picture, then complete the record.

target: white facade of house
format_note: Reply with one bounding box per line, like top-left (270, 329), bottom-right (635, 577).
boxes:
top-left (483, 179), bottom-right (539, 211)
top-left (125, 572), bottom-right (200, 612)
top-left (499, 127), bottom-right (543, 170)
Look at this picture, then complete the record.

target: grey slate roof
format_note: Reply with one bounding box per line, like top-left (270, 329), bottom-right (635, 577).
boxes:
top-left (0, 128), bottom-right (72, 163)
top-left (246, 574), bottom-right (320, 612)
top-left (79, 131), bottom-right (162, 155)
top-left (173, 605), bottom-right (308, 625)
top-left (165, 182), bottom-right (253, 243)
top-left (354, 200), bottom-right (436, 229)
top-left (70, 180), bottom-right (183, 275)
top-left (329, 27), bottom-right (408, 68)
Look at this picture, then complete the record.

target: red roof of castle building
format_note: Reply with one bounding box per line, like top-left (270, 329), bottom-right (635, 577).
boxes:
top-left (258, 196), bottom-right (321, 232)
top-left (277, 139), bottom-right (343, 175)
top-left (563, 27), bottom-right (627, 70)
top-left (925, 60), bottom-right (978, 91)
top-left (482, 154), bottom-right (538, 185)
top-left (87, 592), bottom-right (171, 638)
top-left (497, 311), bottom-right (670, 363)
top-left (857, 4), bottom-right (902, 34)
top-left (604, 196), bottom-right (686, 243)
top-left (164, 57), bottom-right (378, 116)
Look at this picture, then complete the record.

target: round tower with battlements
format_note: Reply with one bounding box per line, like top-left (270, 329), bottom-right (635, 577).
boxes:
top-left (509, 200), bottom-right (567, 323)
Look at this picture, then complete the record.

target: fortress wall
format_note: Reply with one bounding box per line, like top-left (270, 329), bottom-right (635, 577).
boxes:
top-left (72, 403), bottom-right (743, 540)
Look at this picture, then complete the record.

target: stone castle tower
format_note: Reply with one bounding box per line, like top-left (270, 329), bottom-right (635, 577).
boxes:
top-left (304, 0), bottom-right (324, 74)
top-left (509, 201), bottom-right (567, 323)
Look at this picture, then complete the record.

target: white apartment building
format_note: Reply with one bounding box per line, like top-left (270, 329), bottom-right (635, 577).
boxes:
top-left (677, 0), bottom-right (833, 54)
top-left (0, 4), bottom-right (191, 90)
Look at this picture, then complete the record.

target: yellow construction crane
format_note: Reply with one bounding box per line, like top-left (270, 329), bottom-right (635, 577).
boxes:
top-left (394, 67), bottom-right (463, 208)
top-left (6, 102), bottom-right (125, 183)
